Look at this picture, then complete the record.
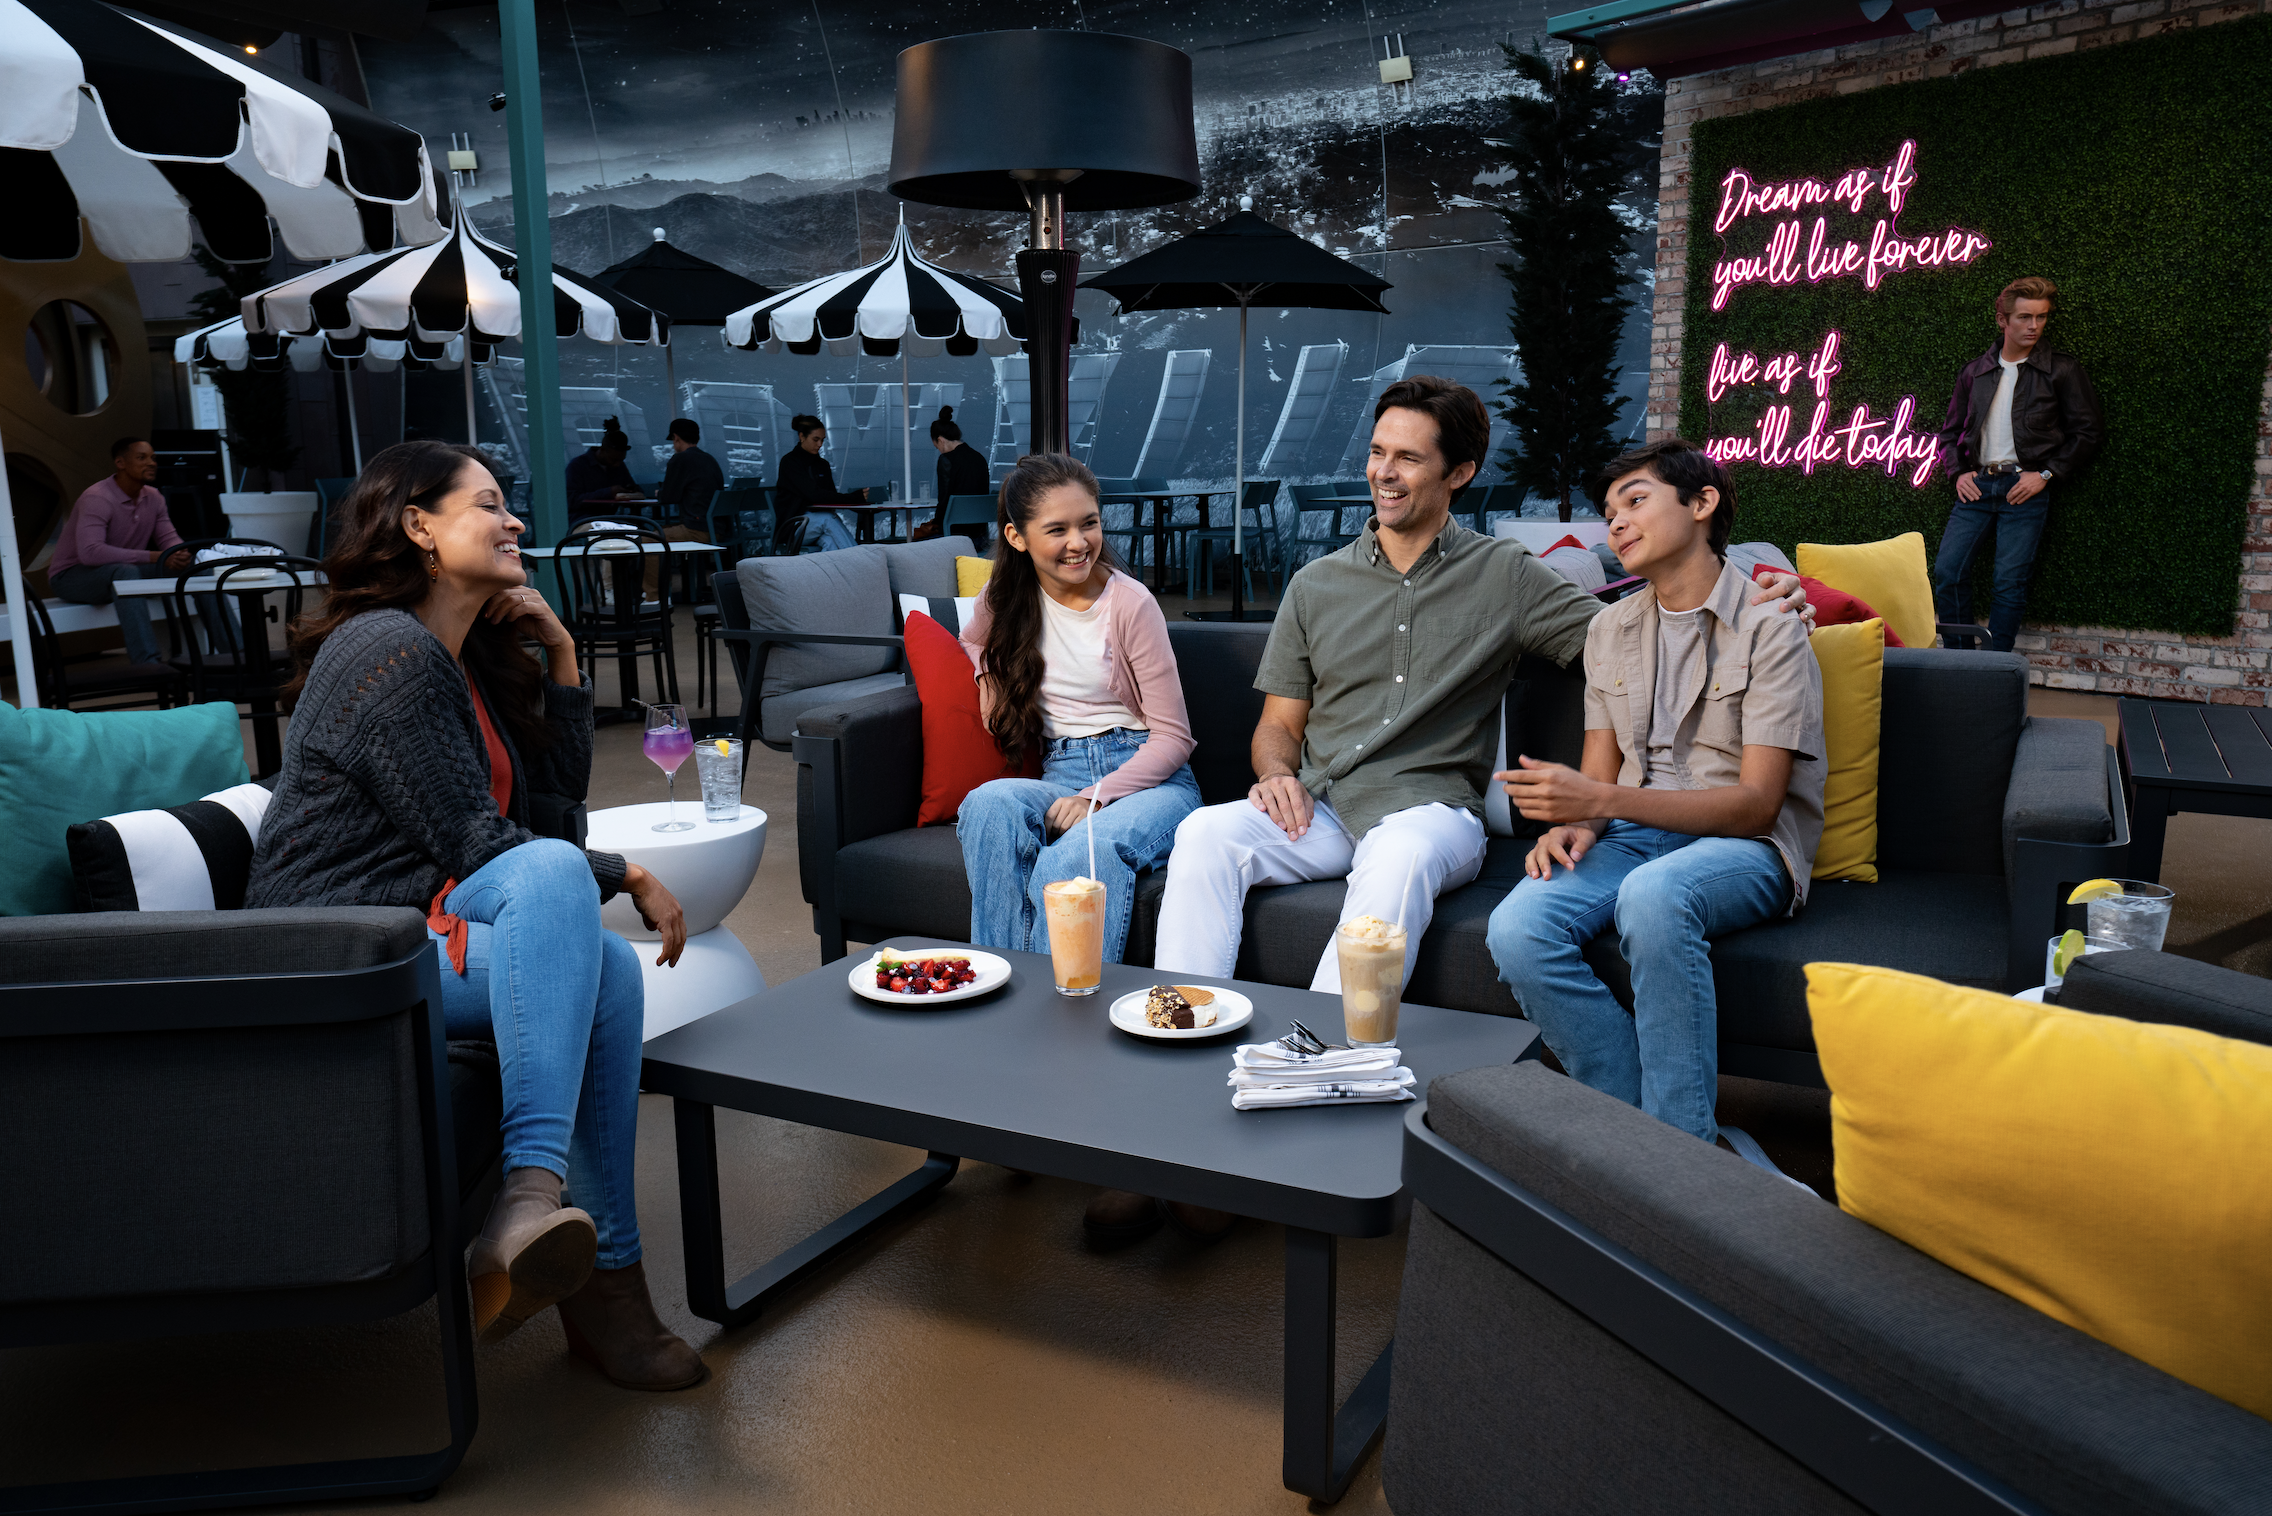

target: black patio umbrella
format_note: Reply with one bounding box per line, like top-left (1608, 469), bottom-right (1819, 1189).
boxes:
top-left (1081, 209), bottom-right (1391, 620)
top-left (593, 229), bottom-right (776, 403)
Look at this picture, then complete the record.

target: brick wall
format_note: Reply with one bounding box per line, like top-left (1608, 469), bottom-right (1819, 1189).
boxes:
top-left (1647, 0), bottom-right (2272, 704)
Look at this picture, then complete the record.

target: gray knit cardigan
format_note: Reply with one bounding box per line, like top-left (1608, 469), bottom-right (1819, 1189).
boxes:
top-left (245, 607), bottom-right (627, 912)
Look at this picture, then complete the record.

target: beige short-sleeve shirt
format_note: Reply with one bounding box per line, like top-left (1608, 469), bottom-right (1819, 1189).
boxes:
top-left (1581, 558), bottom-right (1827, 910)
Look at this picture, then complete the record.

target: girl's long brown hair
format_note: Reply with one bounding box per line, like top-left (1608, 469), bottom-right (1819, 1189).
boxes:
top-left (284, 441), bottom-right (554, 755)
top-left (978, 452), bottom-right (1118, 761)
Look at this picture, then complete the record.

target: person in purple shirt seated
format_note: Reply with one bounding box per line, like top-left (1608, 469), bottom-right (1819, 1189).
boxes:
top-left (48, 437), bottom-right (198, 667)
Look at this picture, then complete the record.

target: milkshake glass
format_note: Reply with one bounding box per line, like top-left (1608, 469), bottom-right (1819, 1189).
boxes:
top-left (1336, 915), bottom-right (1407, 1047)
top-left (1042, 877), bottom-right (1106, 996)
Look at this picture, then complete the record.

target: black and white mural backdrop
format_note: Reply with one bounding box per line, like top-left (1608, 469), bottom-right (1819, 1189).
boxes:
top-left (360, 0), bottom-right (1662, 501)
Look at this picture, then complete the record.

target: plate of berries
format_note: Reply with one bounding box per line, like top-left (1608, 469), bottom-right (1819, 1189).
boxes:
top-left (851, 947), bottom-right (1013, 1005)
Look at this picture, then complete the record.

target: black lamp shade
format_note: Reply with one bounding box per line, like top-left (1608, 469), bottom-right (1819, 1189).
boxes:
top-left (888, 31), bottom-right (1201, 212)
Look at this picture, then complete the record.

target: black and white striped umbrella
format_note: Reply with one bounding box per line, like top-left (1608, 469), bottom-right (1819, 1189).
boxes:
top-left (0, 0), bottom-right (443, 263)
top-left (243, 212), bottom-right (667, 349)
top-left (723, 220), bottom-right (1039, 357)
top-left (176, 314), bottom-right (488, 373)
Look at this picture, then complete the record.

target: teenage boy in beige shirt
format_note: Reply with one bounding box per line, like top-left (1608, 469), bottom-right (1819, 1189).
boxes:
top-left (1486, 439), bottom-right (1824, 1163)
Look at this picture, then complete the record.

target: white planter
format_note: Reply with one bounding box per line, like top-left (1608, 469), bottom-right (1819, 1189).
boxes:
top-left (220, 491), bottom-right (319, 555)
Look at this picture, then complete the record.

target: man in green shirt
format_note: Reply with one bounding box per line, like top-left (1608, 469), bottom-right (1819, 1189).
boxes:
top-left (1154, 377), bottom-right (1807, 994)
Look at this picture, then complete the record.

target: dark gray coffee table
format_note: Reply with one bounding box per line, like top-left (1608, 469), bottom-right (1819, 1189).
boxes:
top-left (639, 938), bottom-right (1539, 1503)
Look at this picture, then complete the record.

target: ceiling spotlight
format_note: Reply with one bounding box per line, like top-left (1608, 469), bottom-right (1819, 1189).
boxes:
top-left (1573, 55), bottom-right (1588, 70)
top-left (1615, 70), bottom-right (1631, 82)
top-left (243, 42), bottom-right (257, 53)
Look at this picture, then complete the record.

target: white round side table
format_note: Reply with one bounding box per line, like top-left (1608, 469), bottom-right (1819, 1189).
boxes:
top-left (585, 803), bottom-right (768, 1040)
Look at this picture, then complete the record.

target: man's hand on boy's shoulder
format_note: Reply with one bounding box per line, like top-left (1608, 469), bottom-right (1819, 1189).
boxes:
top-left (1748, 569), bottom-right (1816, 627)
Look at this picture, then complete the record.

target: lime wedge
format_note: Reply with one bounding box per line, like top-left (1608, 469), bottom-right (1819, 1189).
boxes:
top-left (2051, 928), bottom-right (2087, 978)
top-left (2067, 878), bottom-right (2123, 905)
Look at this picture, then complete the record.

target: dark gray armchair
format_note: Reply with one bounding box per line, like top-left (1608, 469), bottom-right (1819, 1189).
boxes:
top-left (0, 907), bottom-right (502, 1512)
top-left (1383, 950), bottom-right (2272, 1516)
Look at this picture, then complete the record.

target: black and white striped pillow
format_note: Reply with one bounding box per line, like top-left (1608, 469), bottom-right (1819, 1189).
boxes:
top-left (897, 592), bottom-right (980, 637)
top-left (66, 784), bottom-right (273, 912)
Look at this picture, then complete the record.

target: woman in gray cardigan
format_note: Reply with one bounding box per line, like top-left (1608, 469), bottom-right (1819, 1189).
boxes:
top-left (246, 442), bottom-right (702, 1391)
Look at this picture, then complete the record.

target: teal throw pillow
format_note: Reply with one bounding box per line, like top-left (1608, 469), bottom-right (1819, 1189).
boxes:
top-left (0, 700), bottom-right (250, 916)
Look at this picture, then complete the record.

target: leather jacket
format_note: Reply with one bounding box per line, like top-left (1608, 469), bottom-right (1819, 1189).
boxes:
top-left (1937, 342), bottom-right (2104, 479)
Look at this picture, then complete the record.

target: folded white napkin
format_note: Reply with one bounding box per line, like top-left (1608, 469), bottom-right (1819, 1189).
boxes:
top-left (1228, 1043), bottom-right (1414, 1108)
top-left (194, 543), bottom-right (280, 564)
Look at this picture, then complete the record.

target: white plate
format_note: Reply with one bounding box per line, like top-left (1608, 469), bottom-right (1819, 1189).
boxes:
top-left (849, 947), bottom-right (1013, 1006)
top-left (1108, 986), bottom-right (1254, 1040)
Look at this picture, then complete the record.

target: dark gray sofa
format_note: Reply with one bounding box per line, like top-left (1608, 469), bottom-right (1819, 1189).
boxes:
top-left (0, 907), bottom-right (499, 1512)
top-left (794, 623), bottom-right (2126, 1084)
top-left (1382, 949), bottom-right (2272, 1515)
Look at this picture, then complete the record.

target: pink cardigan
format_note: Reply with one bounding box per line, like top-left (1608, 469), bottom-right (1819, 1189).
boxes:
top-left (959, 568), bottom-right (1196, 806)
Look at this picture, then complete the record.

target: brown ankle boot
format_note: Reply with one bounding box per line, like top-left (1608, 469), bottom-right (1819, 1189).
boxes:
top-left (556, 1261), bottom-right (708, 1391)
top-left (468, 1167), bottom-right (597, 1345)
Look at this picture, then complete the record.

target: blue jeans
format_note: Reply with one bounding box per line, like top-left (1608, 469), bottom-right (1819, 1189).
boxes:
top-left (1485, 822), bottom-right (1792, 1143)
top-left (802, 510), bottom-right (857, 552)
top-left (957, 729), bottom-right (1202, 963)
top-left (428, 839), bottom-right (647, 1268)
top-left (1933, 473), bottom-right (2049, 652)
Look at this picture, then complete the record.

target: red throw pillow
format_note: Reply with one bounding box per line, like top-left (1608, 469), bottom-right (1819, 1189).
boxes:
top-left (903, 611), bottom-right (1038, 826)
top-left (1544, 533), bottom-right (1591, 556)
top-left (1751, 564), bottom-right (1906, 647)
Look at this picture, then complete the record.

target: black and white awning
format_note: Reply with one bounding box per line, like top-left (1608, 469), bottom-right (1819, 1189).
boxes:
top-left (242, 213), bottom-right (667, 348)
top-left (723, 221), bottom-right (1042, 357)
top-left (0, 0), bottom-right (443, 263)
top-left (176, 313), bottom-right (486, 373)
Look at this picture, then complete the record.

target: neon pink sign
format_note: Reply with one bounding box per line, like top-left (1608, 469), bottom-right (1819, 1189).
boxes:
top-left (1707, 140), bottom-right (1989, 311)
top-left (1703, 330), bottom-right (1940, 486)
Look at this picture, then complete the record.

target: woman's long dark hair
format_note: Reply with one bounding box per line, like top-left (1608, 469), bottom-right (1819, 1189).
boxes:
top-left (284, 441), bottom-right (555, 754)
top-left (978, 452), bottom-right (1117, 761)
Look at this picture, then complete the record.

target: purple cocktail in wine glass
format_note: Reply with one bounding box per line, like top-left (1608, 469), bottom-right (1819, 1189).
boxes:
top-left (644, 703), bottom-right (697, 832)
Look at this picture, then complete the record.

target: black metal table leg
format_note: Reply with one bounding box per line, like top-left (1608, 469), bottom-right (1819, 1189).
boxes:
top-left (673, 1098), bottom-right (960, 1330)
top-left (2129, 781), bottom-right (2171, 881)
top-left (1283, 1225), bottom-right (1394, 1503)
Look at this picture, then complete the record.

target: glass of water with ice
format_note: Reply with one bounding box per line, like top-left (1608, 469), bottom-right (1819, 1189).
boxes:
top-left (2085, 879), bottom-right (2176, 952)
top-left (694, 737), bottom-right (744, 822)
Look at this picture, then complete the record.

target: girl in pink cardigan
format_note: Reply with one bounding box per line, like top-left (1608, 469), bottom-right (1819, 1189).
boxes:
top-left (956, 453), bottom-right (1200, 968)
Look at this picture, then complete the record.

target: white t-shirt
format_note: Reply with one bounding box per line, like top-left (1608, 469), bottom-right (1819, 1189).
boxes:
top-left (1645, 604), bottom-right (1708, 790)
top-left (1980, 357), bottom-right (2023, 466)
top-left (1038, 590), bottom-right (1146, 739)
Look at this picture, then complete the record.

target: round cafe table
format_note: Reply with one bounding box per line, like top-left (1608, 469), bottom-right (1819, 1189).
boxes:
top-left (585, 802), bottom-right (768, 1040)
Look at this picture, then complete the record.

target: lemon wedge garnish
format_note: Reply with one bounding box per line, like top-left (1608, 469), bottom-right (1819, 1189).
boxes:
top-left (713, 738), bottom-right (732, 755)
top-left (2051, 928), bottom-right (2087, 978)
top-left (2067, 878), bottom-right (2123, 905)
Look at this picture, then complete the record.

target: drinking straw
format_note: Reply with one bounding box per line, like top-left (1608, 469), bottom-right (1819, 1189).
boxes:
top-left (1085, 786), bottom-right (1101, 883)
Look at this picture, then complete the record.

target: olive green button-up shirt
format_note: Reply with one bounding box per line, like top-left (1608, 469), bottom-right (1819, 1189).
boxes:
top-left (1254, 517), bottom-right (1600, 841)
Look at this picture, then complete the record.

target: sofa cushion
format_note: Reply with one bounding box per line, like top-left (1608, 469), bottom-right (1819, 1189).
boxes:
top-left (0, 700), bottom-right (250, 917)
top-left (2060, 950), bottom-right (2272, 1048)
top-left (736, 548), bottom-right (897, 697)
top-left (1164, 622), bottom-right (1272, 805)
top-left (878, 533), bottom-right (967, 600)
top-left (1796, 533), bottom-right (1935, 651)
top-left (904, 612), bottom-right (1032, 825)
top-left (0, 906), bottom-right (431, 984)
top-left (762, 672), bottom-right (906, 745)
top-left (1426, 1062), bottom-right (2272, 1516)
top-left (65, 783), bottom-right (272, 912)
top-left (1808, 619), bottom-right (1883, 883)
top-left (1875, 650), bottom-right (2025, 877)
top-left (1811, 961), bottom-right (2272, 1421)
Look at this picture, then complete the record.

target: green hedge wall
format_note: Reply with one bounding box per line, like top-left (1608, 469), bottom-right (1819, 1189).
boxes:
top-left (1679, 17), bottom-right (2272, 637)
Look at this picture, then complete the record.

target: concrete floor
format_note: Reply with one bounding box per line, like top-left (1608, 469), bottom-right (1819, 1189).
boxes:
top-left (10, 610), bottom-right (2272, 1513)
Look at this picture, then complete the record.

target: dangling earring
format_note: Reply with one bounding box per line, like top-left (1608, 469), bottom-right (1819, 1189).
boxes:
top-left (427, 548), bottom-right (440, 581)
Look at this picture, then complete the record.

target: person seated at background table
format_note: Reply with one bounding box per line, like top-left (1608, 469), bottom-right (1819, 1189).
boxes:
top-left (1151, 379), bottom-right (1812, 1009)
top-left (1486, 440), bottom-right (1823, 1178)
top-left (953, 452), bottom-right (1205, 1248)
top-left (564, 417), bottom-right (644, 509)
top-left (47, 436), bottom-right (199, 668)
top-left (931, 405), bottom-right (992, 547)
top-left (244, 440), bottom-right (705, 1392)
top-left (774, 413), bottom-right (864, 552)
top-left (646, 416), bottom-right (722, 598)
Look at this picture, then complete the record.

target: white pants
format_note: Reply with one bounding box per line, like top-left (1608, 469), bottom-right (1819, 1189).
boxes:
top-left (1153, 798), bottom-right (1487, 992)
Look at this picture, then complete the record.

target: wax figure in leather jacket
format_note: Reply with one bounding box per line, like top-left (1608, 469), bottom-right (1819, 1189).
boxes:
top-left (1936, 340), bottom-right (2105, 477)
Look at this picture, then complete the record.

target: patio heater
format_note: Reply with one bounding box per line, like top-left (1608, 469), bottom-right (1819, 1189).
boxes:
top-left (887, 31), bottom-right (1200, 456)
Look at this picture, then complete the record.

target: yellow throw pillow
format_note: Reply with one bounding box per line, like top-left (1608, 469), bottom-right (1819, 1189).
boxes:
top-left (1808, 962), bottom-right (2272, 1420)
top-left (955, 555), bottom-right (995, 598)
top-left (1796, 533), bottom-right (1936, 652)
top-left (1807, 619), bottom-right (1882, 883)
